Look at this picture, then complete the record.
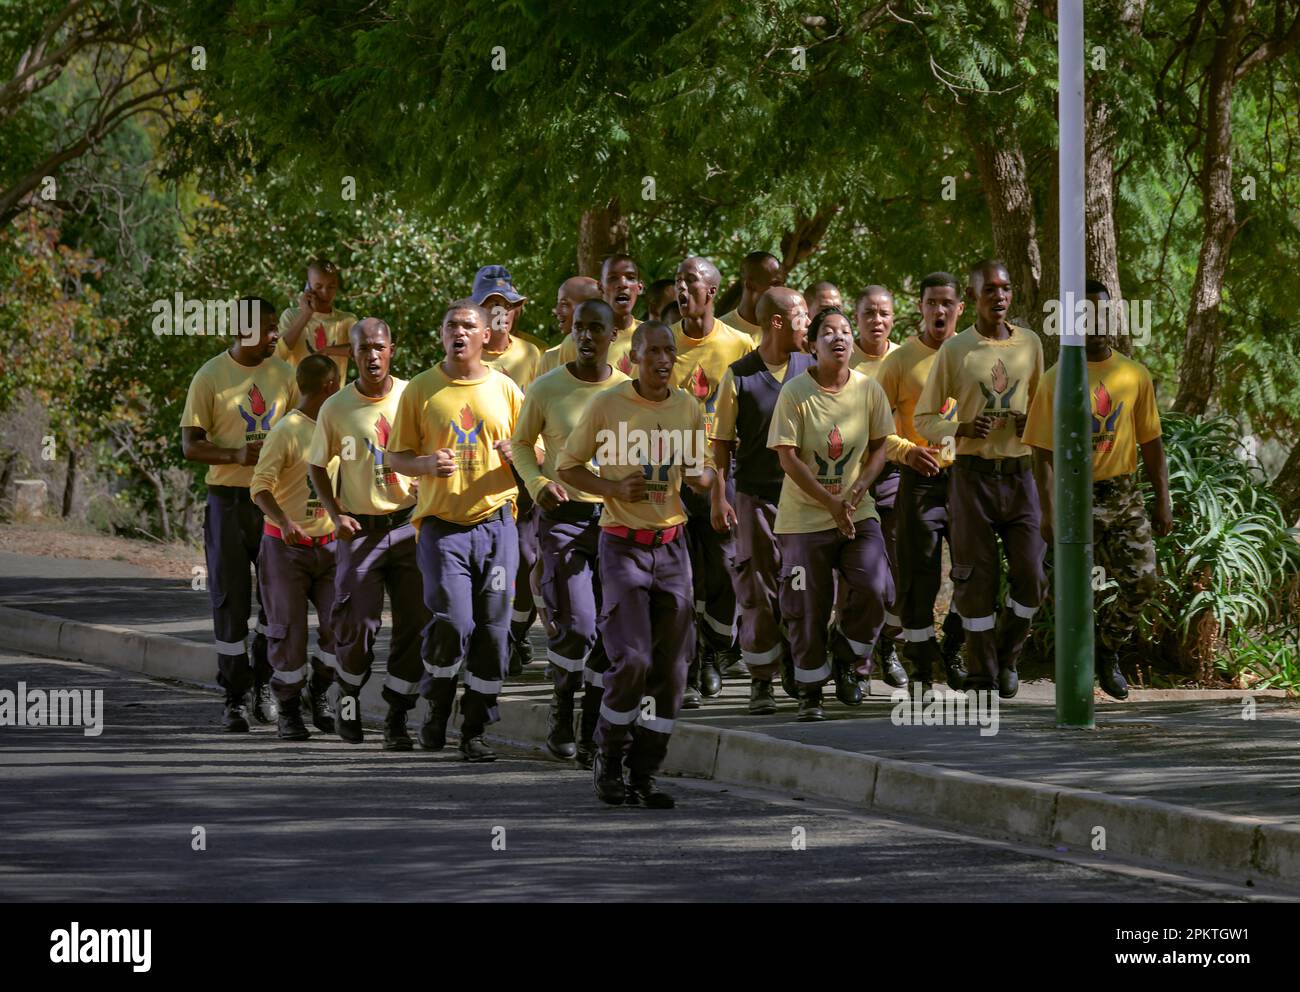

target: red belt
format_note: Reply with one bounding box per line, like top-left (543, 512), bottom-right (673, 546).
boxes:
top-left (605, 524), bottom-right (681, 547)
top-left (264, 523), bottom-right (336, 546)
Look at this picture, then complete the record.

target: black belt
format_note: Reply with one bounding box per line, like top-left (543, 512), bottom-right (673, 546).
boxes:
top-left (543, 499), bottom-right (603, 524)
top-left (208, 484), bottom-right (253, 499)
top-left (900, 462), bottom-right (952, 479)
top-left (956, 454), bottom-right (1031, 476)
top-left (351, 505), bottom-right (414, 531)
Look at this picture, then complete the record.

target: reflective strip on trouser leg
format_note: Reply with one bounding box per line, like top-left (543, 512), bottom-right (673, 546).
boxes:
top-left (600, 702), bottom-right (640, 725)
top-left (795, 661), bottom-right (832, 683)
top-left (546, 648), bottom-right (587, 673)
top-left (215, 638), bottom-right (247, 656)
top-left (314, 649), bottom-right (338, 673)
top-left (901, 627), bottom-right (935, 643)
top-left (384, 674), bottom-right (421, 696)
top-left (741, 642), bottom-right (783, 668)
top-left (883, 611), bottom-right (903, 628)
top-left (1006, 595), bottom-right (1038, 619)
top-left (336, 665), bottom-right (366, 687)
top-left (637, 711), bottom-right (675, 734)
top-left (961, 614), bottom-right (996, 632)
top-left (511, 608), bottom-right (533, 625)
top-left (832, 623), bottom-right (871, 658)
top-left (423, 659), bottom-right (463, 679)
top-left (272, 664), bottom-right (308, 686)
top-left (583, 668), bottom-right (605, 688)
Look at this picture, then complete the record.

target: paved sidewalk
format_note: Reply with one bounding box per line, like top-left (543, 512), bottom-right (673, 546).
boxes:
top-left (3, 549), bottom-right (1297, 826)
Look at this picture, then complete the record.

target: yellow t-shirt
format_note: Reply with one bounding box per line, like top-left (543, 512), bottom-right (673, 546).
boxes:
top-left (558, 380), bottom-right (706, 531)
top-left (709, 361), bottom-right (792, 443)
top-left (1023, 352), bottom-right (1163, 481)
top-left (877, 334), bottom-right (959, 467)
top-left (915, 325), bottom-right (1043, 460)
top-left (848, 339), bottom-right (897, 376)
top-left (276, 307), bottom-right (358, 381)
top-left (250, 409), bottom-right (337, 538)
top-left (544, 321), bottom-right (639, 380)
top-left (537, 344), bottom-right (563, 379)
top-left (308, 378), bottom-right (417, 515)
top-left (670, 317), bottom-right (755, 436)
top-left (512, 364), bottom-right (630, 503)
top-left (387, 365), bottom-right (523, 527)
top-left (483, 335), bottom-right (543, 391)
top-left (180, 351), bottom-right (298, 488)
top-left (768, 369), bottom-right (895, 535)
top-left (719, 308), bottom-right (763, 346)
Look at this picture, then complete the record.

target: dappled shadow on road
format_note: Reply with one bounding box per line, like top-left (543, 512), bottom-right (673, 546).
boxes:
top-left (0, 654), bottom-right (1222, 903)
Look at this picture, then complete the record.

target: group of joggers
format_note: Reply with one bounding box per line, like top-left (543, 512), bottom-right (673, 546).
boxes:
top-left (180, 250), bottom-right (1173, 808)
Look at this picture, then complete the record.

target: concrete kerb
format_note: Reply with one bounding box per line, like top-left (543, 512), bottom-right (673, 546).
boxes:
top-left (0, 604), bottom-right (1295, 888)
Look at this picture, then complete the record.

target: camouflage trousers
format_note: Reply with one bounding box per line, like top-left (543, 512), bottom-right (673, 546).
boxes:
top-left (1093, 474), bottom-right (1158, 653)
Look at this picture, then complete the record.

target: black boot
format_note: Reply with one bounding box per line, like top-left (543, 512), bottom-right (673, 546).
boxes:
top-left (277, 695), bottom-right (310, 741)
top-left (251, 676), bottom-right (278, 724)
top-left (748, 679), bottom-right (777, 715)
top-left (221, 692), bottom-right (250, 733)
top-left (1098, 654), bottom-right (1129, 700)
top-left (576, 685), bottom-right (601, 769)
top-left (797, 685), bottom-right (826, 722)
top-left (875, 639), bottom-right (909, 689)
top-left (594, 750), bottom-right (627, 805)
top-left (383, 704), bottom-right (413, 751)
top-left (308, 673), bottom-right (335, 733)
top-left (998, 665), bottom-right (1020, 699)
top-left (626, 773), bottom-right (675, 809)
top-left (682, 658), bottom-right (702, 709)
top-left (832, 655), bottom-right (862, 707)
top-left (546, 685), bottom-right (577, 760)
top-left (717, 645), bottom-right (747, 678)
top-left (419, 705), bottom-right (450, 751)
top-left (460, 732), bottom-right (497, 762)
top-left (699, 642), bottom-right (722, 698)
top-left (336, 692), bottom-right (364, 743)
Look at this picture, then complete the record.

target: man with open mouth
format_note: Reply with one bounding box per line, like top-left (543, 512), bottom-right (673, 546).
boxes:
top-left (512, 299), bottom-right (630, 767)
top-left (558, 321), bottom-right (720, 808)
top-left (876, 272), bottom-right (969, 692)
top-left (669, 256), bottom-right (756, 703)
top-left (538, 276), bottom-right (602, 377)
top-left (768, 305), bottom-right (896, 721)
top-left (385, 300), bottom-right (525, 762)
top-left (914, 259), bottom-right (1046, 699)
top-left (308, 318), bottom-right (428, 749)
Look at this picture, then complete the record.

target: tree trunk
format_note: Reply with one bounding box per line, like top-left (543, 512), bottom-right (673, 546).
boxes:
top-left (1273, 438), bottom-right (1300, 526)
top-left (61, 445), bottom-right (77, 518)
top-left (0, 451), bottom-right (15, 509)
top-left (577, 199), bottom-right (628, 279)
top-left (778, 206), bottom-right (841, 281)
top-left (1172, 0), bottom-right (1250, 415)
top-left (967, 124), bottom-right (1046, 335)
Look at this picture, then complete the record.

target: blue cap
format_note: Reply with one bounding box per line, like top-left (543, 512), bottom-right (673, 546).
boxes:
top-left (471, 265), bottom-right (527, 307)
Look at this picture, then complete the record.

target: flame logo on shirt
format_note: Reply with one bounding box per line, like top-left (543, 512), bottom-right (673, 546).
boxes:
top-left (1090, 380), bottom-right (1124, 453)
top-left (364, 413), bottom-right (392, 465)
top-left (940, 397), bottom-right (958, 421)
top-left (450, 404), bottom-right (483, 446)
top-left (812, 424), bottom-right (856, 482)
top-left (616, 353), bottom-right (633, 375)
top-left (690, 366), bottom-right (710, 400)
top-left (312, 325), bottom-right (328, 352)
top-left (978, 358), bottom-right (1020, 412)
top-left (238, 384), bottom-right (277, 433)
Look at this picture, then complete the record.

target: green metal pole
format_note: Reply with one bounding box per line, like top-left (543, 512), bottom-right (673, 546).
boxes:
top-left (1055, 0), bottom-right (1095, 728)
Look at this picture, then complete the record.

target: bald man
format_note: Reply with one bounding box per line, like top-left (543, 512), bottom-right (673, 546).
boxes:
top-left (804, 281), bottom-right (843, 316)
top-left (538, 277), bottom-right (603, 377)
top-left (719, 251), bottom-right (784, 345)
top-left (672, 255), bottom-right (755, 702)
top-left (710, 286), bottom-right (812, 712)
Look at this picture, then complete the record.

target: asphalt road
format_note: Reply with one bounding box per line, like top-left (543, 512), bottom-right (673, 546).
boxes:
top-left (0, 652), bottom-right (1278, 903)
